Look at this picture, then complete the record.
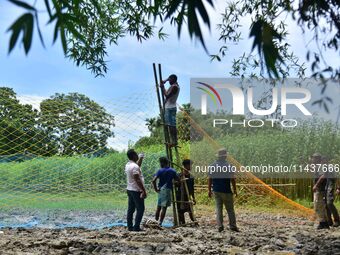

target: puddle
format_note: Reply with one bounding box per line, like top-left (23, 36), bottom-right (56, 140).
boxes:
top-left (0, 209), bottom-right (173, 229)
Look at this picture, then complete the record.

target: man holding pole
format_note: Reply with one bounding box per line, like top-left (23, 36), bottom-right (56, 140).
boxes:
top-left (160, 74), bottom-right (180, 147)
top-left (177, 159), bottom-right (196, 225)
top-left (152, 157), bottom-right (179, 226)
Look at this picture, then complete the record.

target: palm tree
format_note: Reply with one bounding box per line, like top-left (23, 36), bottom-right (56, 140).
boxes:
top-left (145, 117), bottom-right (161, 133)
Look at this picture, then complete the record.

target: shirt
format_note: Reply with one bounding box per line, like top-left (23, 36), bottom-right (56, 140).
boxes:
top-left (155, 167), bottom-right (178, 189)
top-left (209, 160), bottom-right (235, 194)
top-left (165, 83), bottom-right (180, 109)
top-left (314, 172), bottom-right (327, 192)
top-left (125, 160), bottom-right (144, 192)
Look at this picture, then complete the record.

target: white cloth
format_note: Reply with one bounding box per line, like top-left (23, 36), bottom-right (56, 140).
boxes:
top-left (165, 83), bottom-right (180, 109)
top-left (125, 160), bottom-right (145, 192)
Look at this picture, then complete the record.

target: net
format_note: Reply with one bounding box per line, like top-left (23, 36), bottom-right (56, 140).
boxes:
top-left (1, 84), bottom-right (331, 228)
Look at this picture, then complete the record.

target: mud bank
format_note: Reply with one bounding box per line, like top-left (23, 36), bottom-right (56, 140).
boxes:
top-left (0, 212), bottom-right (339, 255)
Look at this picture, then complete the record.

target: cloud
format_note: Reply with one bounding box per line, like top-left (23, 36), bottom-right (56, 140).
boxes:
top-left (17, 95), bottom-right (47, 111)
top-left (107, 110), bottom-right (155, 151)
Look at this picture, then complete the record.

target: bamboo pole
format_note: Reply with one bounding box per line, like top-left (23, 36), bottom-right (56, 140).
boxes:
top-left (171, 150), bottom-right (196, 223)
top-left (152, 63), bottom-right (170, 160)
top-left (158, 64), bottom-right (173, 163)
top-left (154, 63), bottom-right (179, 226)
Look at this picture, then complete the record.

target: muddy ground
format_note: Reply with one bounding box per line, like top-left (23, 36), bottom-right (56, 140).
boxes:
top-left (0, 211), bottom-right (339, 255)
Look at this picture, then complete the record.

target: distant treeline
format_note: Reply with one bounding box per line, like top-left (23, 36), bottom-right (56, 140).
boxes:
top-left (0, 87), bottom-right (115, 156)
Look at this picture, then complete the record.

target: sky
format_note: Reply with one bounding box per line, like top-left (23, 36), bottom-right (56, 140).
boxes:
top-left (0, 1), bottom-right (339, 150)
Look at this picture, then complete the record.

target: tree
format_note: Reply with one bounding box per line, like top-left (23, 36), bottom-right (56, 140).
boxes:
top-left (0, 87), bottom-right (55, 155)
top-left (145, 117), bottom-right (161, 134)
top-left (39, 93), bottom-right (114, 155)
top-left (134, 116), bottom-right (162, 148)
top-left (177, 103), bottom-right (193, 141)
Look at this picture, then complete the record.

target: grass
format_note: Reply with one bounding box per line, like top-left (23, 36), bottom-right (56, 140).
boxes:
top-left (1, 189), bottom-right (338, 213)
top-left (0, 190), bottom-right (158, 211)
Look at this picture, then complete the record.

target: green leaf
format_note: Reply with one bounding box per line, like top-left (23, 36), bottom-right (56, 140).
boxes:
top-left (23, 12), bottom-right (34, 54)
top-left (250, 20), bottom-right (264, 54)
top-left (195, 0), bottom-right (210, 28)
top-left (60, 26), bottom-right (68, 54)
top-left (7, 13), bottom-right (34, 54)
top-left (165, 0), bottom-right (213, 52)
top-left (7, 19), bottom-right (22, 54)
top-left (34, 12), bottom-right (45, 48)
top-left (8, 0), bottom-right (36, 11)
top-left (53, 19), bottom-right (60, 44)
top-left (62, 13), bottom-right (86, 44)
top-left (249, 19), bottom-right (283, 78)
top-left (311, 99), bottom-right (322, 106)
top-left (323, 102), bottom-right (329, 113)
top-left (165, 0), bottom-right (181, 19)
top-left (44, 0), bottom-right (52, 17)
top-left (90, 0), bottom-right (103, 16)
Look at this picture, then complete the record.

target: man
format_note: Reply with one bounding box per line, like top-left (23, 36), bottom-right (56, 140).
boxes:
top-left (323, 156), bottom-right (340, 227)
top-left (152, 157), bottom-right (179, 226)
top-left (177, 159), bottom-right (196, 225)
top-left (160, 74), bottom-right (180, 147)
top-left (311, 153), bottom-right (329, 230)
top-left (208, 148), bottom-right (239, 232)
top-left (125, 149), bottom-right (146, 231)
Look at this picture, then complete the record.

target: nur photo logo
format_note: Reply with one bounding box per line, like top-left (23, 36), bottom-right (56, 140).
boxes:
top-left (192, 78), bottom-right (317, 128)
top-left (195, 82), bottom-right (312, 116)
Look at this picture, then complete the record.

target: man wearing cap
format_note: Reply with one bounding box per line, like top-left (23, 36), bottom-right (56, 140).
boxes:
top-left (311, 153), bottom-right (329, 229)
top-left (208, 148), bottom-right (239, 232)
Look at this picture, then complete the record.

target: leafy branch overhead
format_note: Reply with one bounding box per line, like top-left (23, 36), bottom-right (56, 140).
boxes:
top-left (210, 0), bottom-right (339, 112)
top-left (249, 19), bottom-right (283, 78)
top-left (212, 0), bottom-right (340, 81)
top-left (6, 0), bottom-right (214, 77)
top-left (5, 0), bottom-right (340, 84)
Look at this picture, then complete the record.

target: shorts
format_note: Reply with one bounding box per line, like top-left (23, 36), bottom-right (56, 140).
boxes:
top-left (164, 107), bottom-right (177, 126)
top-left (158, 187), bottom-right (172, 207)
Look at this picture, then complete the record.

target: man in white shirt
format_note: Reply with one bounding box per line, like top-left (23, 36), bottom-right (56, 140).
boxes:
top-left (125, 149), bottom-right (147, 231)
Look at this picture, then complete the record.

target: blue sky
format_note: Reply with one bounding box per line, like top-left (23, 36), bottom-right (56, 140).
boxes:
top-left (0, 1), bottom-right (339, 149)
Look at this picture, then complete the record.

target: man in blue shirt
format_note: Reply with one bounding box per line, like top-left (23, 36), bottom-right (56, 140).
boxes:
top-left (208, 148), bottom-right (239, 232)
top-left (152, 157), bottom-right (179, 226)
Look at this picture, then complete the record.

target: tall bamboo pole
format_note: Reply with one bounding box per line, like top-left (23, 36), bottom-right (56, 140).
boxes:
top-left (153, 63), bottom-right (179, 226)
top-left (152, 63), bottom-right (170, 159)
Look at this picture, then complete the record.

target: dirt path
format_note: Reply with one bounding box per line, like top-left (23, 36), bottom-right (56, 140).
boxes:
top-left (0, 212), bottom-right (339, 255)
